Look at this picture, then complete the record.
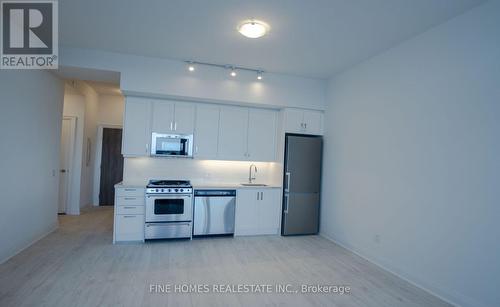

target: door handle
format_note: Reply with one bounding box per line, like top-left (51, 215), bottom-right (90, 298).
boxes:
top-left (146, 143), bottom-right (149, 153)
top-left (284, 194), bottom-right (289, 214)
top-left (170, 122), bottom-right (173, 130)
top-left (261, 192), bottom-right (264, 200)
top-left (257, 192), bottom-right (259, 200)
top-left (60, 169), bottom-right (66, 173)
top-left (174, 122), bottom-right (177, 131)
top-left (285, 172), bottom-right (291, 192)
top-left (123, 206), bottom-right (136, 209)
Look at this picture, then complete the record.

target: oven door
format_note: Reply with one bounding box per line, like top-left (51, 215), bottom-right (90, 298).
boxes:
top-left (146, 194), bottom-right (193, 222)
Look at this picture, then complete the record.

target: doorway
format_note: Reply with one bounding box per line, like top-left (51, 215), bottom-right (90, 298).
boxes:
top-left (98, 127), bottom-right (124, 205)
top-left (59, 117), bottom-right (76, 214)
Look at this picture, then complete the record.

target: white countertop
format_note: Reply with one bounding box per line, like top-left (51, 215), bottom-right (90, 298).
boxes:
top-left (114, 182), bottom-right (147, 188)
top-left (114, 181), bottom-right (282, 189)
top-left (192, 182), bottom-right (282, 189)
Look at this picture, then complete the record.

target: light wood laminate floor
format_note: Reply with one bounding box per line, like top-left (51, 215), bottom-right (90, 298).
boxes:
top-left (0, 207), bottom-right (451, 307)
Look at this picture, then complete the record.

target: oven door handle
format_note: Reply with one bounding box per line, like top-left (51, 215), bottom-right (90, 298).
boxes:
top-left (147, 195), bottom-right (192, 198)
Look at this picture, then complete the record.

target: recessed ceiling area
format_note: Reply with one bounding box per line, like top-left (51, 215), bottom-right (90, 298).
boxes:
top-left (59, 0), bottom-right (485, 78)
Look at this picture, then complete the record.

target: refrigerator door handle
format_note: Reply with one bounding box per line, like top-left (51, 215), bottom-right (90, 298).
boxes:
top-left (285, 172), bottom-right (291, 192)
top-left (284, 194), bottom-right (289, 213)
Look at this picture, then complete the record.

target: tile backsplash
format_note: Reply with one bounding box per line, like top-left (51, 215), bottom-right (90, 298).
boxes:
top-left (123, 157), bottom-right (283, 186)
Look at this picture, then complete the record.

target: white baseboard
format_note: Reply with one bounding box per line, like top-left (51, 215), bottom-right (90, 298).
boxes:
top-left (319, 232), bottom-right (471, 307)
top-left (0, 223), bottom-right (58, 264)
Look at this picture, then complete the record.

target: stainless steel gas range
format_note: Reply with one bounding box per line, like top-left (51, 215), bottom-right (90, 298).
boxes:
top-left (145, 180), bottom-right (193, 239)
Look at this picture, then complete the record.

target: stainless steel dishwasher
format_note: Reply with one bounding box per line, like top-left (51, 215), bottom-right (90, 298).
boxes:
top-left (193, 190), bottom-right (236, 236)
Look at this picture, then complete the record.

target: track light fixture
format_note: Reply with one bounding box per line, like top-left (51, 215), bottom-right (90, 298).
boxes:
top-left (184, 60), bottom-right (264, 80)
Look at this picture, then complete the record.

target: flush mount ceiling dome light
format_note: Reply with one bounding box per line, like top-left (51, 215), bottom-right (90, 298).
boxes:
top-left (238, 19), bottom-right (269, 38)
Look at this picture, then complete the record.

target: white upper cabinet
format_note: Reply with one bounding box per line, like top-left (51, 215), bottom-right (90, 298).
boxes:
top-left (151, 100), bottom-right (174, 133)
top-left (122, 97), bottom-right (152, 156)
top-left (284, 108), bottom-right (324, 135)
top-left (174, 103), bottom-right (196, 134)
top-left (151, 100), bottom-right (195, 134)
top-left (247, 108), bottom-right (277, 162)
top-left (218, 106), bottom-right (249, 160)
top-left (303, 110), bottom-right (323, 135)
top-left (194, 104), bottom-right (219, 159)
top-left (284, 108), bottom-right (304, 133)
top-left (218, 106), bottom-right (278, 162)
top-left (122, 96), bottom-right (279, 161)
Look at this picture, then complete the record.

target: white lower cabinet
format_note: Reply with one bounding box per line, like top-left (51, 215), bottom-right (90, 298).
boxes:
top-left (113, 186), bottom-right (145, 243)
top-left (235, 188), bottom-right (281, 236)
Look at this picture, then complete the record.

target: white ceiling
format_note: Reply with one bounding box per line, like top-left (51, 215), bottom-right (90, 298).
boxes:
top-left (59, 0), bottom-right (485, 79)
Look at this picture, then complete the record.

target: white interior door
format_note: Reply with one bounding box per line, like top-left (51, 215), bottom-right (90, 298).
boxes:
top-left (58, 118), bottom-right (75, 214)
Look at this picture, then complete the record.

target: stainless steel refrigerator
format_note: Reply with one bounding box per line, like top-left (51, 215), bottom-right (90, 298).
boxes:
top-left (282, 134), bottom-right (322, 235)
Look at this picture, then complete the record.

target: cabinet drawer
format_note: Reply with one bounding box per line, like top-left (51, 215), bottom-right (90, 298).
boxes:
top-left (116, 196), bottom-right (144, 206)
top-left (115, 188), bottom-right (144, 197)
top-left (115, 215), bottom-right (144, 242)
top-left (116, 205), bottom-right (144, 215)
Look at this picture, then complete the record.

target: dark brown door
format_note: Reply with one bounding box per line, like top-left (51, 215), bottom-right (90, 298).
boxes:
top-left (99, 128), bottom-right (124, 206)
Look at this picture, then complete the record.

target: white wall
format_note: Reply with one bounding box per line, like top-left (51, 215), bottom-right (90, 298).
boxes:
top-left (0, 71), bottom-right (64, 264)
top-left (123, 158), bottom-right (282, 187)
top-left (321, 2), bottom-right (500, 307)
top-left (97, 94), bottom-right (124, 126)
top-left (62, 91), bottom-right (85, 214)
top-left (78, 83), bottom-right (99, 208)
top-left (59, 48), bottom-right (327, 110)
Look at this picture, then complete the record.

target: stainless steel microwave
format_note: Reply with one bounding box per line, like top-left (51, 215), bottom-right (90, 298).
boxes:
top-left (151, 133), bottom-right (193, 157)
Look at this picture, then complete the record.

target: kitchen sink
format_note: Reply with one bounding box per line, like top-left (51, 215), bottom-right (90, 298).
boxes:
top-left (240, 183), bottom-right (268, 187)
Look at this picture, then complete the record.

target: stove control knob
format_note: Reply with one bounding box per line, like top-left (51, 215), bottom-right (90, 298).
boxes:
top-left (168, 189), bottom-right (171, 192)
top-left (175, 188), bottom-right (179, 192)
top-left (180, 188), bottom-right (184, 192)
top-left (155, 189), bottom-right (159, 192)
top-left (161, 189), bottom-right (164, 192)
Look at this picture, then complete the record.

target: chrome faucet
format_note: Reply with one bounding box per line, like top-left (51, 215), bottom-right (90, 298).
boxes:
top-left (248, 164), bottom-right (257, 183)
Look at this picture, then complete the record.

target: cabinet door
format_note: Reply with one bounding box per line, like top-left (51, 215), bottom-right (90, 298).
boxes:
top-left (194, 104), bottom-right (219, 159)
top-left (303, 110), bottom-right (323, 135)
top-left (258, 189), bottom-right (281, 234)
top-left (174, 102), bottom-right (195, 134)
top-left (247, 109), bottom-right (277, 161)
top-left (151, 100), bottom-right (175, 133)
top-left (218, 106), bottom-right (248, 160)
top-left (284, 108), bottom-right (305, 133)
top-left (115, 215), bottom-right (144, 241)
top-left (122, 97), bottom-right (151, 156)
top-left (235, 189), bottom-right (259, 235)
